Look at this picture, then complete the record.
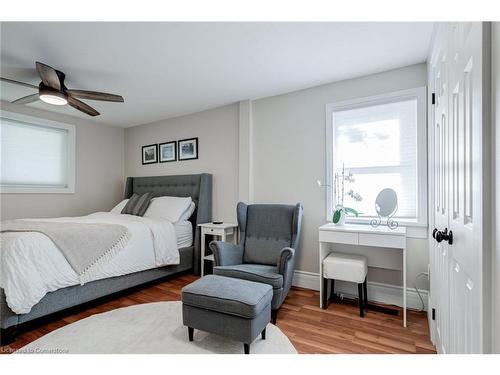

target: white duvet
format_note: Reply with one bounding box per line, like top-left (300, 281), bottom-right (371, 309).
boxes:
top-left (0, 212), bottom-right (180, 314)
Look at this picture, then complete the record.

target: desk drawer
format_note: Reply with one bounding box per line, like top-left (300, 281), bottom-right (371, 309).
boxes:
top-left (319, 231), bottom-right (358, 245)
top-left (204, 228), bottom-right (225, 236)
top-left (359, 233), bottom-right (405, 249)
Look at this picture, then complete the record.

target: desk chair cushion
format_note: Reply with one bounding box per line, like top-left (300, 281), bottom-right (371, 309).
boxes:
top-left (213, 264), bottom-right (284, 289)
top-left (323, 252), bottom-right (368, 284)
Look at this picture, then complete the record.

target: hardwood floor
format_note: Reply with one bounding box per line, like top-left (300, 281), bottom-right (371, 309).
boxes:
top-left (0, 274), bottom-right (435, 354)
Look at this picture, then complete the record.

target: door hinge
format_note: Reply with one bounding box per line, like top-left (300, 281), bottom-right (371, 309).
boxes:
top-left (431, 93), bottom-right (436, 105)
top-left (432, 308), bottom-right (436, 320)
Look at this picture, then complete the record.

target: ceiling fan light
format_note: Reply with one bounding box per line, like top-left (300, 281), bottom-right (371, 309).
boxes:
top-left (40, 93), bottom-right (67, 106)
top-left (39, 88), bottom-right (67, 106)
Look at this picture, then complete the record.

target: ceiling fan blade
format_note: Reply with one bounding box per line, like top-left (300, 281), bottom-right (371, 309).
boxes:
top-left (12, 93), bottom-right (40, 105)
top-left (0, 77), bottom-right (38, 89)
top-left (67, 89), bottom-right (124, 102)
top-left (36, 61), bottom-right (61, 90)
top-left (67, 96), bottom-right (100, 116)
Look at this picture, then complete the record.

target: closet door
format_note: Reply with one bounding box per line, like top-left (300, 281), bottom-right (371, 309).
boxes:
top-left (428, 22), bottom-right (487, 354)
top-left (429, 35), bottom-right (451, 353)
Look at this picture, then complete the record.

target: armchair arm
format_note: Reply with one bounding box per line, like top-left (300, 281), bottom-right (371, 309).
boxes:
top-left (278, 247), bottom-right (295, 275)
top-left (209, 241), bottom-right (244, 266)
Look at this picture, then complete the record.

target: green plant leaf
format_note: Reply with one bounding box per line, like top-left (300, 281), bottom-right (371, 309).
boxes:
top-left (332, 209), bottom-right (342, 223)
top-left (344, 207), bottom-right (359, 216)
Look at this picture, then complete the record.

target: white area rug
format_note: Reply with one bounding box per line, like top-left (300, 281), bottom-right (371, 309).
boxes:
top-left (17, 301), bottom-right (297, 354)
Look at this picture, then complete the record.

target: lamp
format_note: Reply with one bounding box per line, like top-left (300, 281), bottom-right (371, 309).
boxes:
top-left (317, 179), bottom-right (331, 188)
top-left (39, 88), bottom-right (68, 106)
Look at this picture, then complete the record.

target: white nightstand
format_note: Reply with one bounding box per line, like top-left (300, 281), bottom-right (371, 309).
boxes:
top-left (198, 222), bottom-right (238, 276)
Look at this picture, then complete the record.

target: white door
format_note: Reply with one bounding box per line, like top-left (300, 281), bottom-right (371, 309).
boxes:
top-left (428, 22), bottom-right (488, 354)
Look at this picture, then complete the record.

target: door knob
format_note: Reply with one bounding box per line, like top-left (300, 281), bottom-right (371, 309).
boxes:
top-left (432, 227), bottom-right (453, 245)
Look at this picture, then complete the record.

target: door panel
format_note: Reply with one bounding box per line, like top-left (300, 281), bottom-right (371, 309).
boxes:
top-left (430, 44), bottom-right (450, 353)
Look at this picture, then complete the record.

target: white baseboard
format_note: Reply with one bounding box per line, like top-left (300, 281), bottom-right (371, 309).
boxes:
top-left (292, 270), bottom-right (428, 311)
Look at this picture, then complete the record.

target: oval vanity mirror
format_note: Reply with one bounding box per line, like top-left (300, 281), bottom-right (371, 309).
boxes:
top-left (372, 188), bottom-right (399, 229)
top-left (375, 188), bottom-right (398, 217)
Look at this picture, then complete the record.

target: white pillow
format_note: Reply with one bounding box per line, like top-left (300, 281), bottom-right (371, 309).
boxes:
top-left (110, 199), bottom-right (128, 214)
top-left (179, 202), bottom-right (196, 221)
top-left (144, 196), bottom-right (193, 222)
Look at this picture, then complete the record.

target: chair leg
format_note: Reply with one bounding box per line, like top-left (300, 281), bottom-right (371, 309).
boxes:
top-left (358, 283), bottom-right (364, 318)
top-left (322, 277), bottom-right (329, 309)
top-left (261, 328), bottom-right (266, 340)
top-left (363, 278), bottom-right (368, 307)
top-left (188, 327), bottom-right (194, 341)
top-left (244, 343), bottom-right (250, 354)
top-left (271, 309), bottom-right (278, 324)
top-left (330, 279), bottom-right (335, 300)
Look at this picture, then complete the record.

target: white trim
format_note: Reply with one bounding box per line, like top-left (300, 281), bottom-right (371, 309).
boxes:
top-left (292, 270), bottom-right (428, 311)
top-left (0, 111), bottom-right (76, 194)
top-left (324, 87), bottom-right (428, 230)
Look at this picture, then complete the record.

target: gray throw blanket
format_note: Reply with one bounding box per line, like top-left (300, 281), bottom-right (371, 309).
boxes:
top-left (1, 220), bottom-right (130, 277)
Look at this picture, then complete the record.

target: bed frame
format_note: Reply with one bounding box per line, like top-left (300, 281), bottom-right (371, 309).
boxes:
top-left (0, 173), bottom-right (212, 345)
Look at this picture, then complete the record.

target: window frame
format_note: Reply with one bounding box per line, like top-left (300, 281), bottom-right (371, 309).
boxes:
top-left (0, 111), bottom-right (76, 194)
top-left (324, 87), bottom-right (428, 228)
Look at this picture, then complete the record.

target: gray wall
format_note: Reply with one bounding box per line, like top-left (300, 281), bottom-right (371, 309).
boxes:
top-left (492, 22), bottom-right (499, 353)
top-left (0, 101), bottom-right (125, 219)
top-left (252, 63), bottom-right (429, 288)
top-left (124, 104), bottom-right (239, 222)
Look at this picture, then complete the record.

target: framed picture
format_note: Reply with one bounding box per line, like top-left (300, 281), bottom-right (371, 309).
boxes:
top-left (159, 141), bottom-right (177, 163)
top-left (142, 144), bottom-right (158, 165)
top-left (178, 137), bottom-right (198, 160)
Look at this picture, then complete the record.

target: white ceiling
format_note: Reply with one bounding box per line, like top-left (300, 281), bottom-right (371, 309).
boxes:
top-left (0, 22), bottom-right (434, 128)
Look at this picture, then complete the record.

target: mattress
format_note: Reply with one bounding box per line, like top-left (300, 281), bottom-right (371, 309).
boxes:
top-left (175, 220), bottom-right (193, 248)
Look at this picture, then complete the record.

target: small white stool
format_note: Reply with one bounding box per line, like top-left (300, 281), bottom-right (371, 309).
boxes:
top-left (322, 252), bottom-right (368, 317)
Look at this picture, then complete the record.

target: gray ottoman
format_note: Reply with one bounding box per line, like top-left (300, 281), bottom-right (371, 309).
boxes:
top-left (181, 274), bottom-right (273, 354)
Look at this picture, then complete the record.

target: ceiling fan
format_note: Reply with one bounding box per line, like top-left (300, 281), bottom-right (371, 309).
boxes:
top-left (0, 61), bottom-right (124, 117)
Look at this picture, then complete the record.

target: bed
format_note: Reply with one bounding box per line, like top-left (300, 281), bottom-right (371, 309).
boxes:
top-left (0, 173), bottom-right (212, 345)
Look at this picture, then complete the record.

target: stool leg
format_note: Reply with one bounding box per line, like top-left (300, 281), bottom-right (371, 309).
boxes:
top-left (322, 277), bottom-right (329, 309)
top-left (358, 283), bottom-right (364, 318)
top-left (244, 343), bottom-right (250, 354)
top-left (330, 279), bottom-right (335, 301)
top-left (261, 328), bottom-right (266, 340)
top-left (363, 278), bottom-right (368, 307)
top-left (188, 327), bottom-right (194, 341)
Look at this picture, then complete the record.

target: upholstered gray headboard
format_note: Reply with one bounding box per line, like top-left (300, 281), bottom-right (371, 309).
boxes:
top-left (123, 173), bottom-right (212, 275)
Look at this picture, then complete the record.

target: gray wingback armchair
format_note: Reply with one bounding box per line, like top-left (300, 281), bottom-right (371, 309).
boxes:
top-left (209, 202), bottom-right (303, 323)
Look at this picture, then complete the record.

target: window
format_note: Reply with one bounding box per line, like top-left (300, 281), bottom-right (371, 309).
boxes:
top-left (325, 87), bottom-right (427, 226)
top-left (0, 112), bottom-right (75, 193)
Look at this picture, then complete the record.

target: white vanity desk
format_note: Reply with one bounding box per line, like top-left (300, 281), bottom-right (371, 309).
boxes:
top-left (318, 223), bottom-right (407, 327)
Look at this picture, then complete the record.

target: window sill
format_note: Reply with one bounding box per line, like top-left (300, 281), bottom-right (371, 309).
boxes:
top-left (0, 186), bottom-right (75, 194)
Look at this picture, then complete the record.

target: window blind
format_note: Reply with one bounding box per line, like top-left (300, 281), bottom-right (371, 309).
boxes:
top-left (0, 117), bottom-right (69, 188)
top-left (333, 99), bottom-right (418, 219)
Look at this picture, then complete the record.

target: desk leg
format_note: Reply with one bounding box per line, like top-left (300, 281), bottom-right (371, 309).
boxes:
top-left (403, 243), bottom-right (407, 328)
top-left (200, 230), bottom-right (205, 277)
top-left (319, 242), bottom-right (325, 309)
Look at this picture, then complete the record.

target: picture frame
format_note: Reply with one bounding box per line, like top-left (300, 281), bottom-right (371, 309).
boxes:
top-left (159, 141), bottom-right (177, 163)
top-left (178, 137), bottom-right (198, 160)
top-left (141, 144), bottom-right (158, 165)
